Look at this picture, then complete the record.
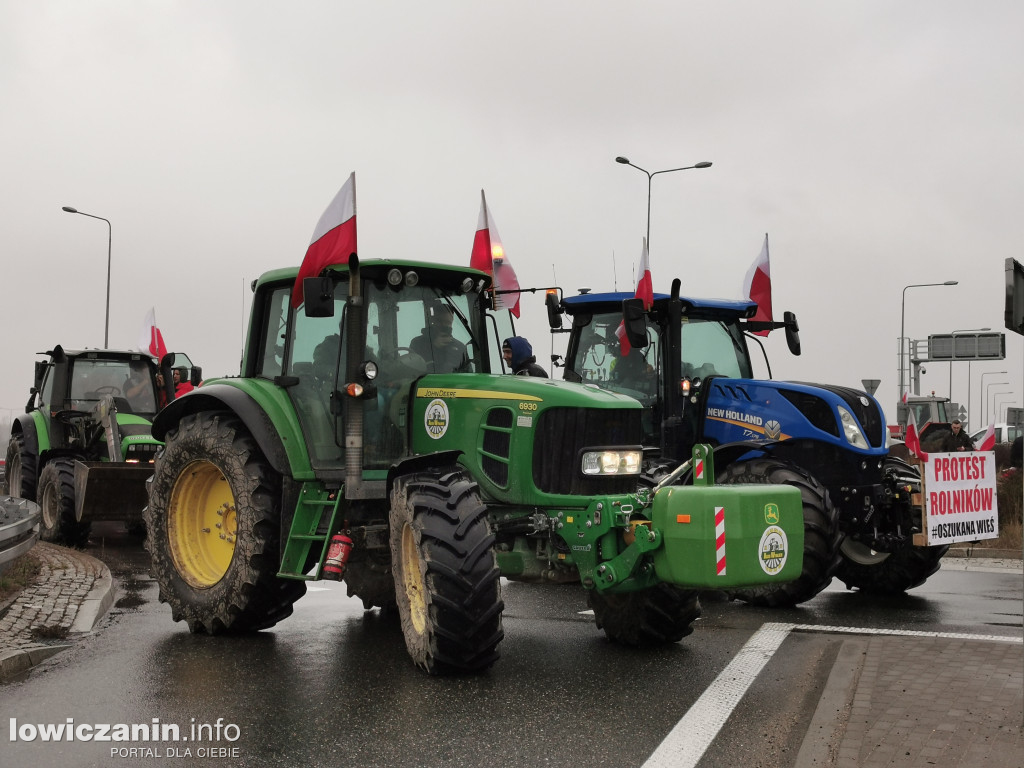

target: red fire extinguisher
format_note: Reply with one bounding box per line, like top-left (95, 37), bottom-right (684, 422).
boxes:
top-left (322, 534), bottom-right (353, 580)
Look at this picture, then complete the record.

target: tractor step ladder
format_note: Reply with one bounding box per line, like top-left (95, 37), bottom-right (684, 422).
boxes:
top-left (277, 483), bottom-right (343, 580)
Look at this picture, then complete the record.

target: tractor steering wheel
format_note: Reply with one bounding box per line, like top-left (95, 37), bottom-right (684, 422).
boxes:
top-left (94, 385), bottom-right (122, 396)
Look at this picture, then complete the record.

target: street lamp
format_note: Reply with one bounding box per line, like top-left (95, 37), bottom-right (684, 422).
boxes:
top-left (899, 281), bottom-right (958, 400)
top-left (62, 206), bottom-right (112, 348)
top-left (982, 371), bottom-right (1009, 424)
top-left (615, 156), bottom-right (712, 251)
top-left (949, 327), bottom-right (990, 427)
top-left (993, 393), bottom-right (1016, 424)
top-left (989, 388), bottom-right (1013, 425)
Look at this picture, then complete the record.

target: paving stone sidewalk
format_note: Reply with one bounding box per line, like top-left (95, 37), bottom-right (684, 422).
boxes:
top-left (796, 556), bottom-right (1024, 768)
top-left (0, 541), bottom-right (114, 682)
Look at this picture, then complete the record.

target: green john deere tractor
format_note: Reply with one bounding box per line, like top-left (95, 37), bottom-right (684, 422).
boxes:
top-left (4, 346), bottom-right (200, 545)
top-left (144, 257), bottom-right (805, 674)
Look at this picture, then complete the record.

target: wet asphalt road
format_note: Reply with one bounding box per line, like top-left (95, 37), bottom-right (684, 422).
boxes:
top-left (3, 523), bottom-right (1022, 768)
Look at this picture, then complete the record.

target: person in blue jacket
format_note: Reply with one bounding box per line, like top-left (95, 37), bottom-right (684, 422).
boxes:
top-left (502, 336), bottom-right (547, 377)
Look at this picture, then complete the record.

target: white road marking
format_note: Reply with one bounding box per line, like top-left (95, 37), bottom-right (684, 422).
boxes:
top-left (642, 621), bottom-right (1022, 768)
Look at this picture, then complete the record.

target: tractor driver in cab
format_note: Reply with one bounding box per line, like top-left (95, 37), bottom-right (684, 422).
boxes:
top-left (410, 305), bottom-right (468, 373)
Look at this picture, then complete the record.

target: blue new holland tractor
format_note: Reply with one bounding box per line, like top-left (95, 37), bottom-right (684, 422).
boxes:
top-left (548, 279), bottom-right (945, 606)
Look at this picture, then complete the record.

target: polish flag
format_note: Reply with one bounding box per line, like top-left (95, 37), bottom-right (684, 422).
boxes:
top-left (470, 190), bottom-right (520, 317)
top-left (743, 233), bottom-right (772, 336)
top-left (977, 422), bottom-right (996, 452)
top-left (904, 409), bottom-right (929, 462)
top-left (291, 172), bottom-right (357, 308)
top-left (138, 307), bottom-right (167, 360)
top-left (615, 238), bottom-right (653, 354)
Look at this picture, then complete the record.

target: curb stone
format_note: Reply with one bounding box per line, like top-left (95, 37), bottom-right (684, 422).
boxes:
top-left (0, 542), bottom-right (115, 683)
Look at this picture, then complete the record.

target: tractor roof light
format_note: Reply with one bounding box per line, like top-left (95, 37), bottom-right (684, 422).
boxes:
top-left (404, 270), bottom-right (419, 287)
top-left (387, 268), bottom-right (403, 286)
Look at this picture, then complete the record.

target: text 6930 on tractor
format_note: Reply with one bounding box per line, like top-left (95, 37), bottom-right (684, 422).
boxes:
top-left (144, 256), bottom-right (804, 674)
top-left (3, 346), bottom-right (200, 545)
top-left (549, 279), bottom-right (946, 607)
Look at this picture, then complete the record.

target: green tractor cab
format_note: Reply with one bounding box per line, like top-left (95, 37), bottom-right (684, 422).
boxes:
top-left (4, 345), bottom-right (199, 545)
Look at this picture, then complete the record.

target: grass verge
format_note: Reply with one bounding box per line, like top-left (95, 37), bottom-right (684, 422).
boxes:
top-left (0, 550), bottom-right (42, 605)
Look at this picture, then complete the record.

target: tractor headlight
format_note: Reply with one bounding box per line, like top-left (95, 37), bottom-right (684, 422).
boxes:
top-left (581, 449), bottom-right (642, 476)
top-left (837, 406), bottom-right (869, 449)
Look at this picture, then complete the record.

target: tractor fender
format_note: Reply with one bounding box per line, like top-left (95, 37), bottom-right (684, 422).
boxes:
top-left (385, 450), bottom-right (464, 497)
top-left (670, 440), bottom-right (779, 483)
top-left (10, 415), bottom-right (39, 456)
top-left (151, 385), bottom-right (291, 477)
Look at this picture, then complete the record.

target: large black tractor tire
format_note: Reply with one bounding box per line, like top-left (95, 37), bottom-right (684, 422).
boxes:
top-left (389, 469), bottom-right (504, 675)
top-left (144, 411), bottom-right (305, 634)
top-left (719, 458), bottom-right (842, 608)
top-left (835, 541), bottom-right (949, 594)
top-left (835, 456), bottom-right (949, 594)
top-left (588, 584), bottom-right (702, 646)
top-left (5, 434), bottom-right (38, 502)
top-left (38, 458), bottom-right (91, 546)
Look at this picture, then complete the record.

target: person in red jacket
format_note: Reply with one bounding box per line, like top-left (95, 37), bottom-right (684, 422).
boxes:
top-left (172, 367), bottom-right (195, 396)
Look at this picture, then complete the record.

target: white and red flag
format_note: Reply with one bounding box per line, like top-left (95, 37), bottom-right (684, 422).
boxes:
top-left (743, 233), bottom-right (772, 336)
top-left (615, 238), bottom-right (653, 354)
top-left (470, 190), bottom-right (521, 318)
top-left (904, 407), bottom-right (929, 462)
top-left (291, 172), bottom-right (357, 308)
top-left (138, 307), bottom-right (167, 360)
top-left (977, 422), bottom-right (996, 452)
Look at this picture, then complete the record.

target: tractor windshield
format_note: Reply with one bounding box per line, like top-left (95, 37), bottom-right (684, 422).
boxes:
top-left (570, 311), bottom-right (660, 402)
top-left (67, 358), bottom-right (158, 416)
top-left (679, 318), bottom-right (753, 380)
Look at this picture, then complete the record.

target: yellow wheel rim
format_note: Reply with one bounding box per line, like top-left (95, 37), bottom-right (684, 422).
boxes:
top-left (168, 460), bottom-right (237, 589)
top-left (400, 522), bottom-right (427, 634)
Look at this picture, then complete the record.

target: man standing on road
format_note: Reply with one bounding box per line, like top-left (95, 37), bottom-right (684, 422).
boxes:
top-left (941, 419), bottom-right (975, 452)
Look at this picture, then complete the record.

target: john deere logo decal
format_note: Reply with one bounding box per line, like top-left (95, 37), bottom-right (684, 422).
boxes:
top-left (758, 525), bottom-right (788, 576)
top-left (764, 503), bottom-right (780, 525)
top-left (424, 399), bottom-right (449, 439)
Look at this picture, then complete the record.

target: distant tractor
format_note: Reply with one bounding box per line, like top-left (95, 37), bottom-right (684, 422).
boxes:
top-left (143, 257), bottom-right (805, 674)
top-left (3, 346), bottom-right (199, 544)
top-left (549, 279), bottom-right (948, 605)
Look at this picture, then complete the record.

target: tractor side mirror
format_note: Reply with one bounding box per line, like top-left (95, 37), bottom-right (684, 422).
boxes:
top-left (545, 290), bottom-right (563, 330)
top-left (33, 360), bottom-right (47, 391)
top-left (190, 367), bottom-right (203, 386)
top-left (784, 311), bottom-right (801, 356)
top-left (622, 298), bottom-right (649, 349)
top-left (303, 276), bottom-right (335, 318)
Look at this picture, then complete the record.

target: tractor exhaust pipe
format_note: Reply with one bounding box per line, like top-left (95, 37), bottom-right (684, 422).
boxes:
top-left (344, 255), bottom-right (365, 498)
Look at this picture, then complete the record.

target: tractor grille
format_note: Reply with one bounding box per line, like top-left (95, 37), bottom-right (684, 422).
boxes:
top-left (778, 390), bottom-right (840, 438)
top-left (533, 407), bottom-right (642, 495)
top-left (787, 383), bottom-right (886, 447)
top-left (481, 407), bottom-right (513, 487)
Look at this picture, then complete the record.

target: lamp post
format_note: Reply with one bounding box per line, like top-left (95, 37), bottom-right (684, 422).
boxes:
top-left (989, 389), bottom-right (1013, 424)
top-left (899, 281), bottom-right (958, 400)
top-left (948, 327), bottom-right (989, 428)
top-left (993, 393), bottom-right (1015, 424)
top-left (614, 156), bottom-right (712, 251)
top-left (981, 371), bottom-right (1009, 425)
top-left (62, 206), bottom-right (112, 348)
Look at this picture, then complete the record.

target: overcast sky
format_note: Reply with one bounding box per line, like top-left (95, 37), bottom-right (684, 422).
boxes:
top-left (2, 1), bottom-right (1022, 431)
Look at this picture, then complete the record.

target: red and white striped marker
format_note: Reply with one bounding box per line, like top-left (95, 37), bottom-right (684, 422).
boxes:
top-left (715, 506), bottom-right (726, 575)
top-left (695, 458), bottom-right (704, 481)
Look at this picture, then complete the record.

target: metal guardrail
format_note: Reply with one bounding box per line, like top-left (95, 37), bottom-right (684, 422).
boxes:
top-left (0, 496), bottom-right (41, 575)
